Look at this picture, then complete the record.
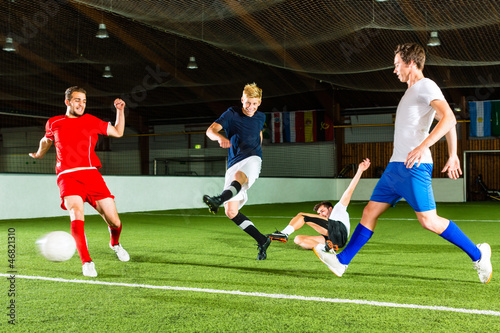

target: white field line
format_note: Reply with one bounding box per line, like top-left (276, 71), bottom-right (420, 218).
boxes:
top-left (2, 273), bottom-right (499, 316)
top-left (131, 212), bottom-right (500, 223)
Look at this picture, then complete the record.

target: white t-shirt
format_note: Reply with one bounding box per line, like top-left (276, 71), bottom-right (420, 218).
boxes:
top-left (390, 78), bottom-right (445, 164)
top-left (328, 202), bottom-right (350, 236)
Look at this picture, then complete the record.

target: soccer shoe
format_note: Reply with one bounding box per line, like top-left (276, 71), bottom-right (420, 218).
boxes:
top-left (257, 237), bottom-right (272, 260)
top-left (110, 243), bottom-right (130, 262)
top-left (313, 243), bottom-right (347, 277)
top-left (82, 261), bottom-right (97, 277)
top-left (473, 243), bottom-right (492, 284)
top-left (203, 195), bottom-right (223, 214)
top-left (324, 240), bottom-right (339, 252)
top-left (267, 230), bottom-right (288, 243)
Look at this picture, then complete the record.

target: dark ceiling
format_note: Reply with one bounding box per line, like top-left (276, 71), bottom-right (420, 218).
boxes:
top-left (1, 0), bottom-right (499, 128)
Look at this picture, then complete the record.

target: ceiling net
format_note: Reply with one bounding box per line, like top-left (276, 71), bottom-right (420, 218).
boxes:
top-left (0, 0), bottom-right (499, 122)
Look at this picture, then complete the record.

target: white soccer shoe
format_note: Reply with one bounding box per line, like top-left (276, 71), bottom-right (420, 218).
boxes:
top-left (110, 243), bottom-right (130, 262)
top-left (473, 243), bottom-right (492, 284)
top-left (82, 261), bottom-right (97, 277)
top-left (313, 243), bottom-right (348, 277)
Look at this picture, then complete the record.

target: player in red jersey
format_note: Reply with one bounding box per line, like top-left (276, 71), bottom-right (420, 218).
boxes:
top-left (30, 86), bottom-right (129, 277)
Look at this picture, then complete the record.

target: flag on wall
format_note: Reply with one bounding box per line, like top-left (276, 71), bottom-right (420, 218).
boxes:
top-left (262, 112), bottom-right (272, 141)
top-left (316, 111), bottom-right (334, 141)
top-left (282, 111), bottom-right (303, 142)
top-left (272, 112), bottom-right (283, 143)
top-left (294, 111), bottom-right (305, 142)
top-left (491, 101), bottom-right (500, 136)
top-left (266, 110), bottom-right (333, 143)
top-left (469, 101), bottom-right (491, 137)
top-left (282, 111), bottom-right (291, 142)
top-left (303, 111), bottom-right (315, 142)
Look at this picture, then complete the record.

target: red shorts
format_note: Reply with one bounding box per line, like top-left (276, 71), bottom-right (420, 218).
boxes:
top-left (57, 169), bottom-right (114, 210)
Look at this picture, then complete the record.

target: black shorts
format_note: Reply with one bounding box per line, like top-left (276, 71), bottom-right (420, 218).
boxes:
top-left (303, 215), bottom-right (348, 248)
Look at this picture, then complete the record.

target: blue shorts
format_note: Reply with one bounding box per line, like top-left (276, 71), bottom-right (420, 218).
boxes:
top-left (370, 162), bottom-right (436, 212)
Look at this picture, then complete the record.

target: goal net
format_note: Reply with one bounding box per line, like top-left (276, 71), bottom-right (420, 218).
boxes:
top-left (464, 150), bottom-right (500, 201)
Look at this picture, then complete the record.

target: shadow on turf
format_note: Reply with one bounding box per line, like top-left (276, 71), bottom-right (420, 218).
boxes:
top-left (33, 254), bottom-right (482, 284)
top-left (128, 254), bottom-right (324, 279)
top-left (103, 253), bottom-right (481, 284)
top-left (345, 271), bottom-right (481, 284)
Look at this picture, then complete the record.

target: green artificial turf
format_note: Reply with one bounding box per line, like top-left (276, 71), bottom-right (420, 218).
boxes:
top-left (1, 201), bottom-right (499, 332)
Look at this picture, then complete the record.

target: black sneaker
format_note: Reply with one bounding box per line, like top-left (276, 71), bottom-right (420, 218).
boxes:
top-left (267, 230), bottom-right (288, 243)
top-left (257, 237), bottom-right (271, 260)
top-left (203, 195), bottom-right (222, 214)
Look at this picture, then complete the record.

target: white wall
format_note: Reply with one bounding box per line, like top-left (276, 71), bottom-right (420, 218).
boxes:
top-left (0, 174), bottom-right (464, 220)
top-left (346, 114), bottom-right (394, 143)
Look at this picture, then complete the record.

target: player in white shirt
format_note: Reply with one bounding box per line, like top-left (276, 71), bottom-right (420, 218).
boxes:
top-left (268, 159), bottom-right (370, 252)
top-left (314, 43), bottom-right (492, 284)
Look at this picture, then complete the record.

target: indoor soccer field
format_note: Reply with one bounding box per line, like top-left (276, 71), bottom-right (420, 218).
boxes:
top-left (2, 201), bottom-right (499, 332)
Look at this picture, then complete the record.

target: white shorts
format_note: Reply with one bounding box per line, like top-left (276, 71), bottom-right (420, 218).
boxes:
top-left (224, 155), bottom-right (262, 209)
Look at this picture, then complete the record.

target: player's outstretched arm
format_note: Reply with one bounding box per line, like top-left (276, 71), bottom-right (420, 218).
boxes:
top-left (108, 98), bottom-right (126, 138)
top-left (206, 122), bottom-right (231, 148)
top-left (29, 137), bottom-right (53, 159)
top-left (339, 158), bottom-right (371, 207)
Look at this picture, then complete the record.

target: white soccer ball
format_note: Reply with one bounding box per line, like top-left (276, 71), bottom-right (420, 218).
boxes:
top-left (36, 231), bottom-right (76, 262)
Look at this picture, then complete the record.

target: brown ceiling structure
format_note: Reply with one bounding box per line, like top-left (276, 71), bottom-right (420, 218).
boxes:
top-left (1, 0), bottom-right (499, 127)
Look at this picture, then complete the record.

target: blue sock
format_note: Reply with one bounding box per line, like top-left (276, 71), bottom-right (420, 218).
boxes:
top-left (338, 224), bottom-right (374, 265)
top-left (439, 221), bottom-right (481, 261)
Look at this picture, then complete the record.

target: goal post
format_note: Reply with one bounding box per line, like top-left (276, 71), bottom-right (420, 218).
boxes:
top-left (463, 150), bottom-right (500, 201)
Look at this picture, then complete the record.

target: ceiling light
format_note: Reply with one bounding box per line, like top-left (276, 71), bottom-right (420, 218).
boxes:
top-left (102, 66), bottom-right (113, 78)
top-left (427, 31), bottom-right (441, 47)
top-left (96, 23), bottom-right (109, 39)
top-left (187, 56), bottom-right (198, 69)
top-left (4, 1), bottom-right (15, 52)
top-left (3, 35), bottom-right (16, 52)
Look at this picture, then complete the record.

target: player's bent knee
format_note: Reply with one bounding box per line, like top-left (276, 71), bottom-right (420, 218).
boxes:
top-left (233, 171), bottom-right (248, 185)
top-left (294, 235), bottom-right (304, 245)
top-left (68, 208), bottom-right (84, 221)
top-left (362, 204), bottom-right (375, 217)
top-left (418, 217), bottom-right (445, 233)
top-left (108, 220), bottom-right (121, 229)
top-left (225, 209), bottom-right (238, 219)
top-left (415, 211), bottom-right (445, 233)
top-left (420, 222), bottom-right (438, 233)
top-left (361, 204), bottom-right (384, 222)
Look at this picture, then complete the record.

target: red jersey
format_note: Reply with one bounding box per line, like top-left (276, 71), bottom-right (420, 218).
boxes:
top-left (45, 114), bottom-right (110, 174)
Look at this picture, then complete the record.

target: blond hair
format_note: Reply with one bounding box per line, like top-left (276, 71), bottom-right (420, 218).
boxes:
top-left (242, 83), bottom-right (262, 100)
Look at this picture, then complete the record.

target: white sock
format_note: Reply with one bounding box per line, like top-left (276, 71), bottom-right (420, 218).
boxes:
top-left (282, 225), bottom-right (295, 236)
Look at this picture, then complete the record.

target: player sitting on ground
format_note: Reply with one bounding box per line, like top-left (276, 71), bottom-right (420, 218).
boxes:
top-left (268, 159), bottom-right (371, 252)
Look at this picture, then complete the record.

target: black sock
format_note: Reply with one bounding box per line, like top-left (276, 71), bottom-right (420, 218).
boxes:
top-left (231, 212), bottom-right (267, 245)
top-left (219, 181), bottom-right (242, 202)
